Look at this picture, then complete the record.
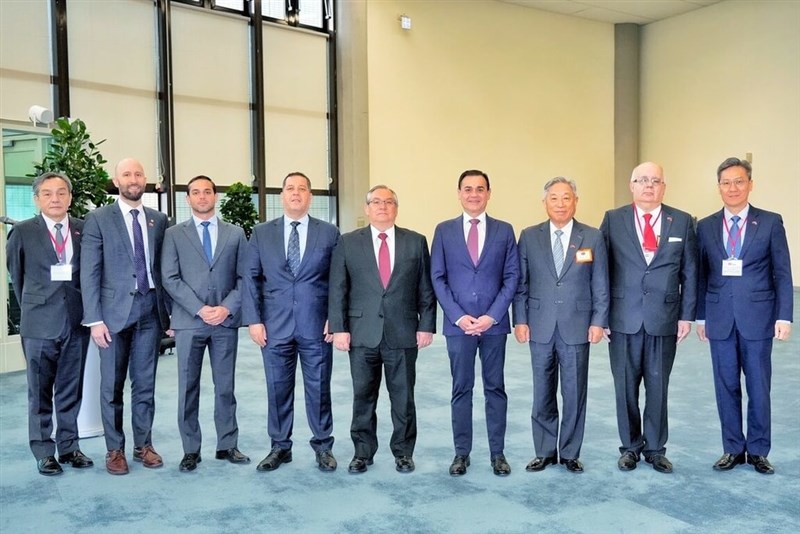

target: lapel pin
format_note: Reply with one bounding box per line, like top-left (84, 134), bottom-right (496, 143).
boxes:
top-left (666, 216), bottom-right (673, 222)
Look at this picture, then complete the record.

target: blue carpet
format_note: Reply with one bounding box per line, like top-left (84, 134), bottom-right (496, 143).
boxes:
top-left (1, 295), bottom-right (799, 533)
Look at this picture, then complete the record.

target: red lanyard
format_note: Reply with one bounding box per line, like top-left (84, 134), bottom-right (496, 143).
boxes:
top-left (633, 204), bottom-right (662, 245)
top-left (722, 215), bottom-right (746, 258)
top-left (48, 221), bottom-right (69, 260)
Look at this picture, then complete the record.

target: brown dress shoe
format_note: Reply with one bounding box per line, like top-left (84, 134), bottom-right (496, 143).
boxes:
top-left (106, 450), bottom-right (129, 475)
top-left (133, 445), bottom-right (164, 468)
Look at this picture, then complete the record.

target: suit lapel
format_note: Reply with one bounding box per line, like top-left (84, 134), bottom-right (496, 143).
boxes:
top-left (301, 218), bottom-right (320, 274)
top-left (68, 216), bottom-right (82, 271)
top-left (143, 207), bottom-right (159, 267)
top-left (111, 203), bottom-right (135, 263)
top-left (213, 221), bottom-right (232, 266)
top-left (560, 222), bottom-right (584, 278)
top-left (479, 216), bottom-right (498, 267)
top-left (35, 215), bottom-right (60, 265)
top-left (625, 205), bottom-right (647, 264)
top-left (359, 228), bottom-right (384, 292)
top-left (654, 207), bottom-right (674, 262)
top-left (711, 209), bottom-right (727, 258)
top-left (538, 224), bottom-right (558, 279)
top-left (182, 219), bottom-right (207, 262)
top-left (740, 206), bottom-right (761, 259)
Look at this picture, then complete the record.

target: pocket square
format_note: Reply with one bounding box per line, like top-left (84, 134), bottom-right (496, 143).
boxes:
top-left (668, 237), bottom-right (682, 243)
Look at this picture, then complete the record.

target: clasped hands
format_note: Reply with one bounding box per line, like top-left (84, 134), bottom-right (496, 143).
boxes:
top-left (458, 315), bottom-right (495, 336)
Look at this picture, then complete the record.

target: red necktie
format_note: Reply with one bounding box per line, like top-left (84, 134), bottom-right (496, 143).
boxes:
top-left (643, 213), bottom-right (658, 252)
top-left (467, 219), bottom-right (479, 266)
top-left (378, 233), bottom-right (390, 288)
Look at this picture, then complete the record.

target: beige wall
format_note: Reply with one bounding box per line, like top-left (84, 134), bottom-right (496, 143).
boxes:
top-left (640, 0), bottom-right (800, 280)
top-left (357, 0), bottom-right (615, 238)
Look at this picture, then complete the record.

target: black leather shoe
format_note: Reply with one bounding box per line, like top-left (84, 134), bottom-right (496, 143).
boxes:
top-left (491, 454), bottom-right (511, 476)
top-left (179, 453), bottom-right (201, 472)
top-left (646, 454), bottom-right (673, 474)
top-left (747, 454), bottom-right (775, 475)
top-left (348, 456), bottom-right (373, 474)
top-left (256, 447), bottom-right (292, 472)
top-left (713, 452), bottom-right (745, 471)
top-left (316, 450), bottom-right (337, 472)
top-left (449, 455), bottom-right (470, 476)
top-left (58, 450), bottom-right (94, 469)
top-left (395, 456), bottom-right (415, 473)
top-left (525, 456), bottom-right (557, 472)
top-left (561, 458), bottom-right (584, 473)
top-left (215, 448), bottom-right (250, 464)
top-left (618, 451), bottom-right (639, 471)
top-left (37, 456), bottom-right (63, 476)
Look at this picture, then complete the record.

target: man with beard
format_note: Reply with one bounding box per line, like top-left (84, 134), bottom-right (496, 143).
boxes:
top-left (81, 158), bottom-right (169, 475)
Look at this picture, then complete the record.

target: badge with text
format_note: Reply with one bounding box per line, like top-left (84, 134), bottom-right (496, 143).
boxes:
top-left (51, 264), bottom-right (72, 281)
top-left (575, 248), bottom-right (593, 263)
top-left (721, 258), bottom-right (743, 277)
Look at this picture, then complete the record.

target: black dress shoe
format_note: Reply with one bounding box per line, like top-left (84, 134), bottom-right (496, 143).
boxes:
top-left (348, 456), bottom-right (372, 474)
top-left (395, 456), bottom-right (415, 473)
top-left (215, 448), bottom-right (250, 464)
top-left (256, 447), bottom-right (292, 472)
top-left (179, 453), bottom-right (201, 472)
top-left (37, 456), bottom-right (63, 476)
top-left (316, 450), bottom-right (337, 472)
top-left (747, 454), bottom-right (775, 475)
top-left (646, 454), bottom-right (673, 473)
top-left (449, 455), bottom-right (470, 476)
top-left (491, 454), bottom-right (511, 476)
top-left (618, 451), bottom-right (639, 471)
top-left (713, 452), bottom-right (745, 471)
top-left (561, 458), bottom-right (584, 473)
top-left (525, 456), bottom-right (557, 472)
top-left (58, 450), bottom-right (94, 469)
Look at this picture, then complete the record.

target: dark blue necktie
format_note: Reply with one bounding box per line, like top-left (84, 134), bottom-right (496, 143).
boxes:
top-left (201, 221), bottom-right (213, 264)
top-left (130, 209), bottom-right (148, 294)
top-left (287, 221), bottom-right (301, 277)
top-left (728, 215), bottom-right (742, 258)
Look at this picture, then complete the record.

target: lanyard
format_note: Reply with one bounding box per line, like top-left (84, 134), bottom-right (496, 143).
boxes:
top-left (48, 221), bottom-right (69, 261)
top-left (633, 204), bottom-right (662, 246)
top-left (722, 215), bottom-right (746, 259)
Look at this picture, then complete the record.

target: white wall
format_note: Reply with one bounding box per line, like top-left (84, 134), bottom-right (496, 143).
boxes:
top-left (641, 0), bottom-right (800, 280)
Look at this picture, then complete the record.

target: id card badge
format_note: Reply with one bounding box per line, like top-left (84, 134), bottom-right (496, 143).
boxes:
top-left (721, 258), bottom-right (743, 277)
top-left (51, 264), bottom-right (72, 281)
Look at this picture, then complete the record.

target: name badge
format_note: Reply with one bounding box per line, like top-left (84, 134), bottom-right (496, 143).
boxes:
top-left (575, 248), bottom-right (593, 263)
top-left (51, 264), bottom-right (72, 281)
top-left (722, 258), bottom-right (743, 277)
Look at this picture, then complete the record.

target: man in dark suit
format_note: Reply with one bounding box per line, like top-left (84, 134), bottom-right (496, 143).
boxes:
top-left (696, 157), bottom-right (793, 475)
top-left (430, 169), bottom-right (518, 477)
top-left (81, 158), bottom-right (169, 475)
top-left (328, 185), bottom-right (437, 474)
top-left (243, 172), bottom-right (341, 473)
top-left (600, 162), bottom-right (697, 474)
top-left (162, 175), bottom-right (249, 472)
top-left (6, 172), bottom-right (93, 476)
top-left (513, 177), bottom-right (609, 474)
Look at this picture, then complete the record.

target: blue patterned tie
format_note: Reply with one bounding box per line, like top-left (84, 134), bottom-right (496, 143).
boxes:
top-left (728, 215), bottom-right (742, 258)
top-left (130, 209), bottom-right (148, 294)
top-left (54, 223), bottom-right (66, 264)
top-left (553, 229), bottom-right (565, 276)
top-left (201, 221), bottom-right (213, 264)
top-left (287, 221), bottom-right (301, 277)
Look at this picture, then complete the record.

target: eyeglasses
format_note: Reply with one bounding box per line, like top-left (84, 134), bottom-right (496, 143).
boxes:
top-left (719, 179), bottom-right (749, 189)
top-left (631, 177), bottom-right (664, 187)
top-left (368, 199), bottom-right (397, 207)
top-left (36, 190), bottom-right (70, 200)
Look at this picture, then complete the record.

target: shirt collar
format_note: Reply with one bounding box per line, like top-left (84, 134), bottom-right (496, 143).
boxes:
top-left (118, 199), bottom-right (144, 217)
top-left (370, 225), bottom-right (395, 240)
top-left (724, 204), bottom-right (750, 222)
top-left (192, 214), bottom-right (218, 227)
top-left (285, 213), bottom-right (310, 227)
top-left (634, 203), bottom-right (662, 220)
top-left (549, 219), bottom-right (574, 235)
top-left (41, 213), bottom-right (68, 230)
top-left (462, 212), bottom-right (487, 225)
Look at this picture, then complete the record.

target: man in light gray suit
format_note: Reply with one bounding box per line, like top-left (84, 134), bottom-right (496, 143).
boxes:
top-left (514, 177), bottom-right (609, 474)
top-left (328, 185), bottom-right (437, 474)
top-left (7, 172), bottom-right (93, 476)
top-left (162, 175), bottom-right (249, 472)
top-left (81, 158), bottom-right (169, 475)
top-left (600, 162), bottom-right (697, 474)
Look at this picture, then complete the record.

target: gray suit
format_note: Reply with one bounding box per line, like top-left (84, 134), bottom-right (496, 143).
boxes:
top-left (7, 215), bottom-right (90, 459)
top-left (81, 201), bottom-right (169, 451)
top-left (513, 220), bottom-right (609, 460)
top-left (328, 226), bottom-right (437, 458)
top-left (162, 217), bottom-right (247, 454)
top-left (600, 204), bottom-right (697, 458)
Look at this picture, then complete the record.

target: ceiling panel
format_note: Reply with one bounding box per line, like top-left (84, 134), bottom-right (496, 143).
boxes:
top-left (499, 0), bottom-right (724, 24)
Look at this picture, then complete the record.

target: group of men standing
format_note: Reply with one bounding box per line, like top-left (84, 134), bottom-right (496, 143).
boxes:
top-left (6, 156), bottom-right (792, 479)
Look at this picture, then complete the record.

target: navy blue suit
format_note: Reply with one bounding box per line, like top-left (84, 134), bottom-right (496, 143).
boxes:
top-left (697, 205), bottom-right (793, 456)
top-left (243, 216), bottom-right (340, 452)
top-left (431, 215), bottom-right (519, 457)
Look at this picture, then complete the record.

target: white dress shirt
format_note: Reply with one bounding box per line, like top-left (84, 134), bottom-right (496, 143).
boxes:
top-left (462, 212), bottom-right (487, 258)
top-left (192, 214), bottom-right (219, 257)
top-left (41, 213), bottom-right (73, 264)
top-left (284, 213), bottom-right (310, 261)
top-left (117, 200), bottom-right (155, 289)
top-left (370, 225), bottom-right (395, 272)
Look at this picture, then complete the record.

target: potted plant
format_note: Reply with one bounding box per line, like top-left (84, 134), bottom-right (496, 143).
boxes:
top-left (30, 117), bottom-right (113, 217)
top-left (219, 182), bottom-right (259, 238)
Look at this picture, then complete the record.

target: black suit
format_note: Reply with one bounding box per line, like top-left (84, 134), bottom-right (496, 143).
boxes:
top-left (328, 226), bottom-right (436, 459)
top-left (6, 215), bottom-right (90, 460)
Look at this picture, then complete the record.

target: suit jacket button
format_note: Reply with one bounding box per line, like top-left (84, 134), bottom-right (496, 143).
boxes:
top-left (379, 313), bottom-right (384, 318)
top-left (129, 292), bottom-right (135, 296)
top-left (556, 282), bottom-right (562, 286)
